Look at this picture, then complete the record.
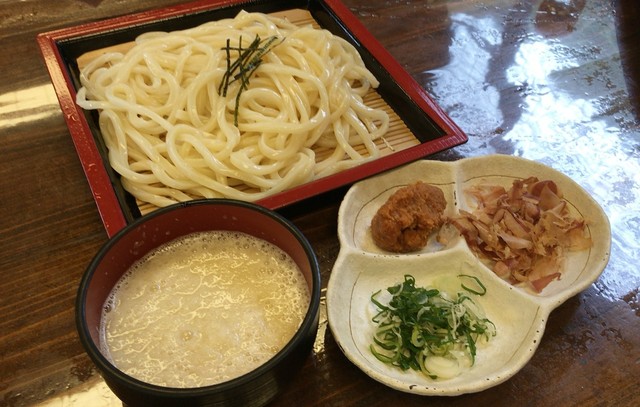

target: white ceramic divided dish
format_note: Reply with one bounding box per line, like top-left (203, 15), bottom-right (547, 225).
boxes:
top-left (326, 155), bottom-right (611, 396)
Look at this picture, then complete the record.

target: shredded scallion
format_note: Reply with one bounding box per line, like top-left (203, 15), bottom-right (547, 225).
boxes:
top-left (370, 274), bottom-right (496, 379)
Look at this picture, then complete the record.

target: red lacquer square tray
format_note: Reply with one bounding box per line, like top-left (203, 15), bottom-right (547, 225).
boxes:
top-left (37, 0), bottom-right (467, 237)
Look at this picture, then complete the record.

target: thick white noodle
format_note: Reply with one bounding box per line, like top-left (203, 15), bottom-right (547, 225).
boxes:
top-left (76, 11), bottom-right (389, 206)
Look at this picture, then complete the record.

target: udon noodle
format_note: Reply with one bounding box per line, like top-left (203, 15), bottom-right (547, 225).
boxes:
top-left (76, 10), bottom-right (389, 206)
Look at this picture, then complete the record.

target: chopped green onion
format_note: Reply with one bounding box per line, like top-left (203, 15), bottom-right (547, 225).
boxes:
top-left (458, 274), bottom-right (487, 296)
top-left (369, 274), bottom-right (496, 379)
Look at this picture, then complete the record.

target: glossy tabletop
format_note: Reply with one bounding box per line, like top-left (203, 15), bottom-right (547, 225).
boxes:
top-left (1, 1), bottom-right (638, 406)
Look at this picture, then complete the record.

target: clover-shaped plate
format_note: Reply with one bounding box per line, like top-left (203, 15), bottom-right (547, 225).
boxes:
top-left (326, 154), bottom-right (611, 396)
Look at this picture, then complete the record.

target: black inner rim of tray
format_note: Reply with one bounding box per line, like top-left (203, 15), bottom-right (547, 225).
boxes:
top-left (54, 0), bottom-right (447, 223)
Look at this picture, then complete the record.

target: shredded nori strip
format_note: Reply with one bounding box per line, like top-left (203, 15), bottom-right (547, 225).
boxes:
top-left (218, 35), bottom-right (282, 126)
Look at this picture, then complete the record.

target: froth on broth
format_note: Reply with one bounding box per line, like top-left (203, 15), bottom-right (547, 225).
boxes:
top-left (100, 231), bottom-right (310, 388)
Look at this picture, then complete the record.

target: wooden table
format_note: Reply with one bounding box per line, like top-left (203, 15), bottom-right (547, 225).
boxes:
top-left (1, 0), bottom-right (638, 406)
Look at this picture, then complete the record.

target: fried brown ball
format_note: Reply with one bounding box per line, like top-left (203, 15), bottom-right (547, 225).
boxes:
top-left (370, 181), bottom-right (447, 252)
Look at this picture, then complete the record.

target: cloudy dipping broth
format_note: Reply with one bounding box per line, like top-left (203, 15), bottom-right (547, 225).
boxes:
top-left (100, 230), bottom-right (311, 388)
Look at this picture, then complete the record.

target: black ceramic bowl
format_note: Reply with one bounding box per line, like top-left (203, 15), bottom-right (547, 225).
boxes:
top-left (76, 199), bottom-right (321, 407)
